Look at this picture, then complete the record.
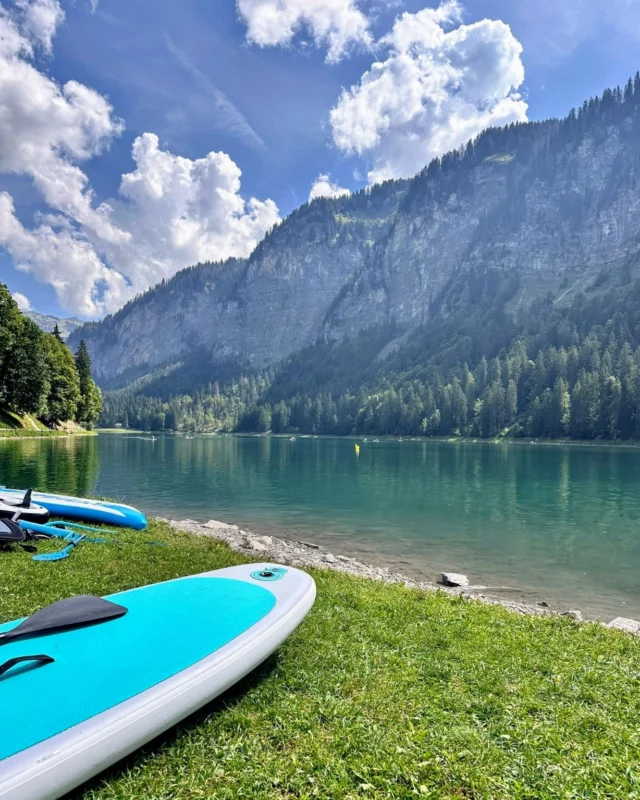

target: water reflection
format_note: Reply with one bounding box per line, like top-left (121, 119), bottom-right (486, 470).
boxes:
top-left (0, 437), bottom-right (99, 497)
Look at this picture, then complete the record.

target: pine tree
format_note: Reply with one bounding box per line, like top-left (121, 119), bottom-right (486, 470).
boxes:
top-left (75, 341), bottom-right (102, 429)
top-left (6, 317), bottom-right (48, 416)
top-left (42, 334), bottom-right (81, 423)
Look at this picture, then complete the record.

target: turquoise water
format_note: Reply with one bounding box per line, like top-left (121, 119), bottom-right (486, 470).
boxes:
top-left (2, 434), bottom-right (640, 619)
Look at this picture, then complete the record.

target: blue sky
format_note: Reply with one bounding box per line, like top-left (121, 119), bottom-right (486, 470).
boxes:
top-left (1, 0), bottom-right (639, 318)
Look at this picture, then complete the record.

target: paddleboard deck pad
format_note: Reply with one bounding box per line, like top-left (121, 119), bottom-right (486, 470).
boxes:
top-left (0, 564), bottom-right (315, 800)
top-left (0, 488), bottom-right (147, 530)
top-left (0, 500), bottom-right (49, 525)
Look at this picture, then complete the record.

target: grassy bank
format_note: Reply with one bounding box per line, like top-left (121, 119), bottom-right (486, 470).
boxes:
top-left (2, 520), bottom-right (640, 798)
top-left (0, 428), bottom-right (72, 439)
top-left (0, 410), bottom-right (47, 431)
top-left (0, 410), bottom-right (95, 439)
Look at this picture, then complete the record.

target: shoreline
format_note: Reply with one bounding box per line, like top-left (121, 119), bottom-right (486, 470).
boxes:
top-left (164, 517), bottom-right (640, 633)
top-left (0, 431), bottom-right (98, 441)
top-left (99, 429), bottom-right (640, 450)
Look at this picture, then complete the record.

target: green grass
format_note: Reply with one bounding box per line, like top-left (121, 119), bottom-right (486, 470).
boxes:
top-left (0, 409), bottom-right (27, 429)
top-left (0, 409), bottom-right (67, 436)
top-left (3, 520), bottom-right (640, 799)
top-left (0, 428), bottom-right (70, 438)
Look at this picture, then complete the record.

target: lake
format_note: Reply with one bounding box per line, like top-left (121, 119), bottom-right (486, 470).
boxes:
top-left (2, 433), bottom-right (640, 620)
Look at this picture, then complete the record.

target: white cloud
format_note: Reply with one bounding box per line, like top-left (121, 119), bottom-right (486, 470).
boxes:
top-left (12, 290), bottom-right (31, 311)
top-left (237, 0), bottom-right (373, 62)
top-left (0, 4), bottom-right (126, 242)
top-left (0, 192), bottom-right (129, 316)
top-left (309, 173), bottom-right (350, 201)
top-left (16, 0), bottom-right (64, 53)
top-left (0, 1), bottom-right (280, 316)
top-left (330, 0), bottom-right (528, 182)
top-left (98, 133), bottom-right (280, 293)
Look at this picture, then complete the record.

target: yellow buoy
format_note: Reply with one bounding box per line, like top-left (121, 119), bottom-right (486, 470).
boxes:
top-left (355, 444), bottom-right (360, 455)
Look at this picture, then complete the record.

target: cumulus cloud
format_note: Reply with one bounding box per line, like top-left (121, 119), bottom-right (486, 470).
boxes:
top-left (330, 0), bottom-right (528, 182)
top-left (308, 173), bottom-right (350, 201)
top-left (98, 133), bottom-right (280, 294)
top-left (0, 0), bottom-right (279, 316)
top-left (0, 192), bottom-right (130, 316)
top-left (12, 290), bottom-right (31, 311)
top-left (0, 2), bottom-right (126, 242)
top-left (237, 0), bottom-right (372, 62)
top-left (16, 0), bottom-right (64, 53)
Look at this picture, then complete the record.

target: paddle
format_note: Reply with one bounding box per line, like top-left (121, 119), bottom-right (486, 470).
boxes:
top-left (0, 595), bottom-right (128, 646)
top-left (19, 520), bottom-right (166, 548)
top-left (32, 533), bottom-right (86, 562)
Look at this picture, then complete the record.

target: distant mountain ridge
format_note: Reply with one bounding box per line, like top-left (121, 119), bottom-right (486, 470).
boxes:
top-left (71, 76), bottom-right (640, 395)
top-left (27, 311), bottom-right (84, 341)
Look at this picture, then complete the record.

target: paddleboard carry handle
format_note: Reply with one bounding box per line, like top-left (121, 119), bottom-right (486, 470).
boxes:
top-left (0, 654), bottom-right (54, 678)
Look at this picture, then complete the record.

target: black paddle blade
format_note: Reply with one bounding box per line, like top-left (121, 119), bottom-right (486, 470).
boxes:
top-left (0, 595), bottom-right (128, 645)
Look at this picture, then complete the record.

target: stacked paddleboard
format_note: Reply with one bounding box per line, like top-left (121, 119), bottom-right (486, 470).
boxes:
top-left (0, 487), bottom-right (148, 530)
top-left (0, 564), bottom-right (315, 800)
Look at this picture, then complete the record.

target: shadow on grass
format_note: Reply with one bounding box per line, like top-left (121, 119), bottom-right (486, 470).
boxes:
top-left (67, 652), bottom-right (281, 798)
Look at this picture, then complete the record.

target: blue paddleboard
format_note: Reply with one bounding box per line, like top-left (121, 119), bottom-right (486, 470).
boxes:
top-left (0, 564), bottom-right (316, 800)
top-left (0, 487), bottom-right (147, 530)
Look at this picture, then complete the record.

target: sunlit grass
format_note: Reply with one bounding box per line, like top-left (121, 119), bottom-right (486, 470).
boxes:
top-left (2, 520), bottom-right (640, 799)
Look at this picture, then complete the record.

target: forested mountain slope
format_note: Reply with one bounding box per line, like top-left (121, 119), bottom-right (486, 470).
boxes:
top-left (77, 76), bottom-right (640, 439)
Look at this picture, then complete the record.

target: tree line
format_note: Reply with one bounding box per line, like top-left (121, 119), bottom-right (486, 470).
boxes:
top-left (0, 284), bottom-right (102, 428)
top-left (99, 320), bottom-right (640, 441)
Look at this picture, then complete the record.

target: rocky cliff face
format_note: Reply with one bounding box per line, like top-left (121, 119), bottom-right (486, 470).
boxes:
top-left (71, 85), bottom-right (640, 386)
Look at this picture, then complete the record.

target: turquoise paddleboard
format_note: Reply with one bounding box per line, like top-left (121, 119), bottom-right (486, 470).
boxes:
top-left (0, 564), bottom-right (315, 800)
top-left (0, 488), bottom-right (147, 530)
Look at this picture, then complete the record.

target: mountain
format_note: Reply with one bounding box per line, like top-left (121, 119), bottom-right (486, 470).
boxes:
top-left (72, 76), bottom-right (640, 439)
top-left (72, 78), bottom-right (640, 386)
top-left (27, 312), bottom-right (84, 341)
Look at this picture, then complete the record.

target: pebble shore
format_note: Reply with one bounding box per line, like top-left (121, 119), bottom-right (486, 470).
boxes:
top-left (161, 518), bottom-right (640, 633)
top-left (161, 518), bottom-right (545, 616)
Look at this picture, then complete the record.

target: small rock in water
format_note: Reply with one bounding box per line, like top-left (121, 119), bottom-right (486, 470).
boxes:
top-left (607, 617), bottom-right (640, 634)
top-left (323, 553), bottom-right (337, 564)
top-left (560, 610), bottom-right (583, 621)
top-left (538, 601), bottom-right (550, 608)
top-left (337, 554), bottom-right (351, 563)
top-left (441, 572), bottom-right (470, 588)
top-left (299, 541), bottom-right (321, 549)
